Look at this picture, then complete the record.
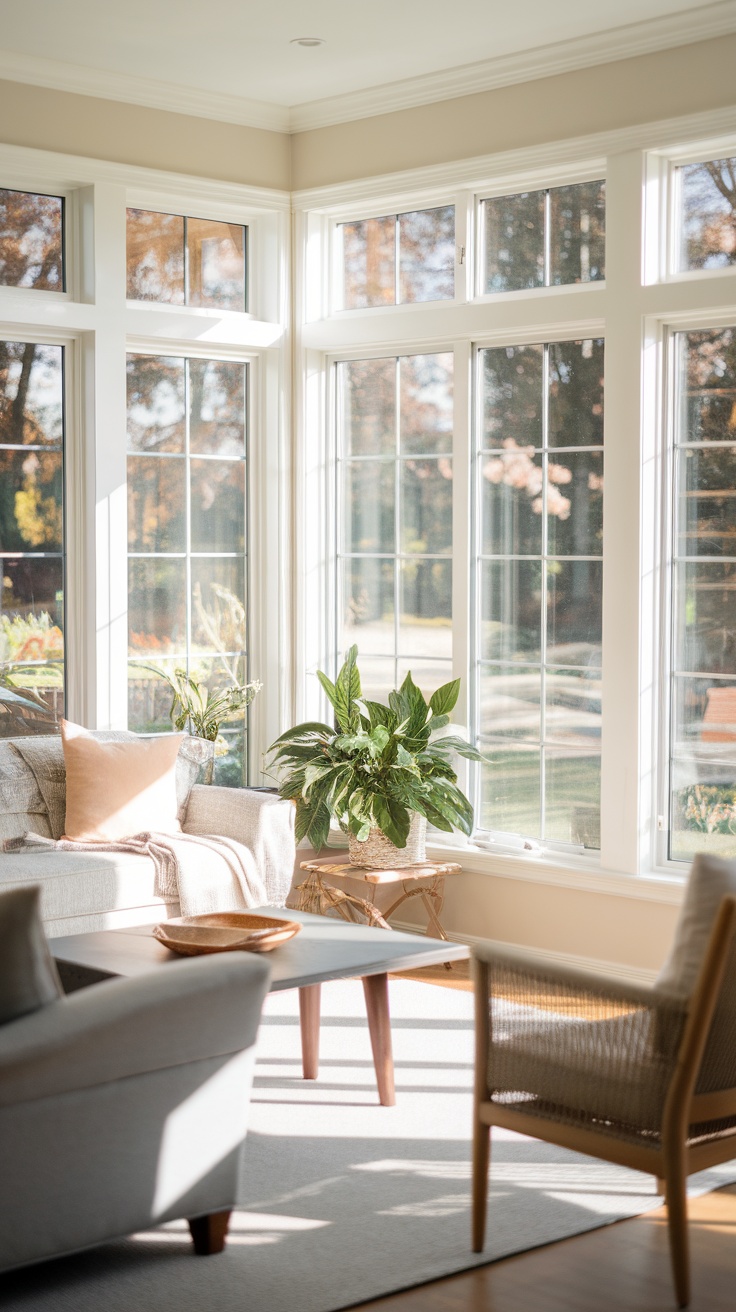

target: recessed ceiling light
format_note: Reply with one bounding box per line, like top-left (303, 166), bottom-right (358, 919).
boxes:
top-left (290, 36), bottom-right (325, 48)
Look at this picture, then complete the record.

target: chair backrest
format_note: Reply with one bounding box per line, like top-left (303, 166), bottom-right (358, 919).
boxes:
top-left (656, 853), bottom-right (736, 1001)
top-left (661, 894), bottom-right (736, 1118)
top-left (692, 898), bottom-right (736, 1096)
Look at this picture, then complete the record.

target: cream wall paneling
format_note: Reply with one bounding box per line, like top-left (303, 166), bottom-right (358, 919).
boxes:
top-left (293, 111), bottom-right (736, 891)
top-left (0, 145), bottom-right (291, 776)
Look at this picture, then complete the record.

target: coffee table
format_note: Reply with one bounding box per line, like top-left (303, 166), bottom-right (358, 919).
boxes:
top-left (50, 908), bottom-right (468, 1107)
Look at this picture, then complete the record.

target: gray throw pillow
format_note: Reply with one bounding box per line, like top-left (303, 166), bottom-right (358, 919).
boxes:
top-left (0, 886), bottom-right (62, 1026)
top-left (656, 852), bottom-right (736, 999)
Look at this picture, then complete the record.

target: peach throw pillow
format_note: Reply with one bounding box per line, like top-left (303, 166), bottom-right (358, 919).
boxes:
top-left (61, 719), bottom-right (184, 842)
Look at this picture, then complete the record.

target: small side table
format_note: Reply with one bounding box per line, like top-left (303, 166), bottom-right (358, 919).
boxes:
top-left (294, 855), bottom-right (462, 943)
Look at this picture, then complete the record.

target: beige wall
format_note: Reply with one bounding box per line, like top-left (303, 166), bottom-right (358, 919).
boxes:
top-left (291, 33), bottom-right (736, 189)
top-left (0, 78), bottom-right (291, 190)
top-left (289, 855), bottom-right (680, 976)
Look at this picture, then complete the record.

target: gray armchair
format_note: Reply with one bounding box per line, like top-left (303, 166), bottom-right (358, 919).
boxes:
top-left (471, 857), bottom-right (736, 1308)
top-left (0, 949), bottom-right (271, 1272)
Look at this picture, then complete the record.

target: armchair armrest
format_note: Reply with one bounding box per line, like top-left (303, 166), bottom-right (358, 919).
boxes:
top-left (0, 951), bottom-right (271, 1107)
top-left (183, 785), bottom-right (296, 905)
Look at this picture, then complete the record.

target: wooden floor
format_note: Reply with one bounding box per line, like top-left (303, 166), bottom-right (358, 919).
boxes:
top-left (363, 961), bottom-right (736, 1311)
top-left (350, 1183), bottom-right (736, 1311)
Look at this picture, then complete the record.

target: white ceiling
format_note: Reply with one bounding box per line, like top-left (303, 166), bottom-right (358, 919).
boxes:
top-left (0, 0), bottom-right (732, 130)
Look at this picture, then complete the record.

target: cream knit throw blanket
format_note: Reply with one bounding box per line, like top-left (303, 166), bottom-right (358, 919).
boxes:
top-left (2, 830), bottom-right (269, 916)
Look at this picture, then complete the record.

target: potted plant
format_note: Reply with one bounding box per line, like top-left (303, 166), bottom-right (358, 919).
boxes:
top-left (267, 646), bottom-right (483, 867)
top-left (137, 665), bottom-right (261, 784)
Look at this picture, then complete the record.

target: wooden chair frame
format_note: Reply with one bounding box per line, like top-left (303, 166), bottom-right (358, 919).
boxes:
top-left (472, 896), bottom-right (736, 1307)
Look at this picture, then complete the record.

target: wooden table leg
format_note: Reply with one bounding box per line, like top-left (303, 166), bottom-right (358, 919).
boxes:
top-left (362, 973), bottom-right (396, 1107)
top-left (299, 983), bottom-right (321, 1080)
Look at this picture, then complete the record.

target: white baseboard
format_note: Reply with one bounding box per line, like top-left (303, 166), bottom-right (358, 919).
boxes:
top-left (389, 918), bottom-right (658, 986)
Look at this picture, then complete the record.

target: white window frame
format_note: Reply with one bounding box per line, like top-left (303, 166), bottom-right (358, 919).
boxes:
top-left (0, 142), bottom-right (291, 782)
top-left (294, 114), bottom-right (736, 893)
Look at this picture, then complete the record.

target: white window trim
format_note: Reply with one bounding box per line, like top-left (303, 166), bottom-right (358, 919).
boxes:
top-left (0, 143), bottom-right (291, 782)
top-left (294, 110), bottom-right (736, 891)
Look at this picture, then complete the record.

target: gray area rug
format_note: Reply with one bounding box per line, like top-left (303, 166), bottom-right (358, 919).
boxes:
top-left (3, 977), bottom-right (735, 1311)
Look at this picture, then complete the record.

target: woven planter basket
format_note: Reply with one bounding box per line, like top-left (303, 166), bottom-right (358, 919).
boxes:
top-left (348, 813), bottom-right (427, 869)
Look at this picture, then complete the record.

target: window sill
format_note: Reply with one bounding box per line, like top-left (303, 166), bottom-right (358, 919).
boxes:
top-left (424, 839), bottom-right (686, 904)
top-left (319, 829), bottom-right (686, 904)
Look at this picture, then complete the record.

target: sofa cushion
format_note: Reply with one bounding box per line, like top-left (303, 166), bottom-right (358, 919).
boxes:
top-left (12, 732), bottom-right (201, 840)
top-left (61, 720), bottom-right (183, 842)
top-left (0, 741), bottom-right (53, 841)
top-left (0, 886), bottom-right (62, 1026)
top-left (0, 848), bottom-right (166, 924)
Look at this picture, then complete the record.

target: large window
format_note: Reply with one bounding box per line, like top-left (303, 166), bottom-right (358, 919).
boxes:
top-left (0, 155), bottom-right (284, 783)
top-left (126, 352), bottom-right (249, 782)
top-left (0, 339), bottom-right (64, 735)
top-left (476, 340), bottom-right (604, 847)
top-left (670, 327), bottom-right (736, 859)
top-left (336, 352), bottom-right (454, 699)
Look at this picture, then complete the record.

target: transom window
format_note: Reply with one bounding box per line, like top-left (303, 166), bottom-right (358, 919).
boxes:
top-left (0, 189), bottom-right (64, 291)
top-left (482, 181), bottom-right (605, 292)
top-left (338, 206), bottom-right (455, 309)
top-left (678, 157), bottom-right (736, 272)
top-left (126, 209), bottom-right (247, 310)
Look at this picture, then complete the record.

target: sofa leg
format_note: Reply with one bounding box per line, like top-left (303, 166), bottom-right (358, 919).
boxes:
top-left (188, 1210), bottom-right (232, 1255)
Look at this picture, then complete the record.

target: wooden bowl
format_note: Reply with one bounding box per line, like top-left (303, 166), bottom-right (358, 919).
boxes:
top-left (152, 912), bottom-right (301, 956)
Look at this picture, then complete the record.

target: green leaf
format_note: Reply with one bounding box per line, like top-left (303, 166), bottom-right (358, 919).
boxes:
top-left (332, 645), bottom-right (361, 731)
top-left (316, 669), bottom-right (340, 717)
top-left (398, 671), bottom-right (429, 737)
top-left (333, 732), bottom-right (369, 754)
top-left (424, 778), bottom-right (475, 835)
top-left (294, 801), bottom-right (331, 850)
top-left (428, 735), bottom-right (486, 762)
top-left (268, 721), bottom-right (333, 749)
top-left (429, 678), bottom-right (460, 716)
top-left (302, 761), bottom-right (335, 795)
top-left (369, 724), bottom-right (390, 754)
top-left (395, 743), bottom-right (416, 770)
top-left (362, 699), bottom-right (391, 730)
top-left (372, 795), bottom-right (411, 848)
top-left (427, 713), bottom-right (450, 733)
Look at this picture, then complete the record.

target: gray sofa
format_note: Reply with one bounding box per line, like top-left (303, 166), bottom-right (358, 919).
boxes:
top-left (0, 733), bottom-right (296, 936)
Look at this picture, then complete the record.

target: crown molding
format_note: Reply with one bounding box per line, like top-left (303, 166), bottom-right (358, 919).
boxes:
top-left (289, 0), bottom-right (736, 132)
top-left (0, 48), bottom-right (291, 133)
top-left (1, 4), bottom-right (736, 138)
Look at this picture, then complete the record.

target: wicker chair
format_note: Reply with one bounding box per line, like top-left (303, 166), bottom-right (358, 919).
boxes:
top-left (471, 881), bottom-right (736, 1307)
